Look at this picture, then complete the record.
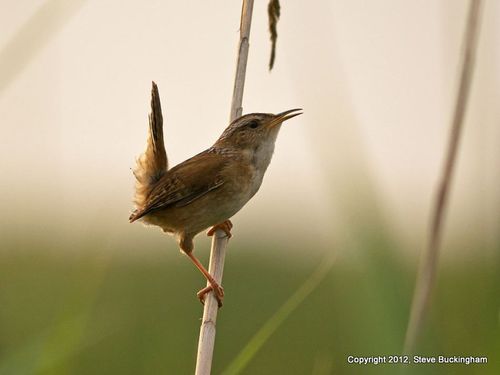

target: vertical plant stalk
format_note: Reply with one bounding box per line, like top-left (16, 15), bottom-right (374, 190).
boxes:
top-left (195, 1), bottom-right (254, 374)
top-left (267, 0), bottom-right (280, 70)
top-left (404, 0), bottom-right (483, 354)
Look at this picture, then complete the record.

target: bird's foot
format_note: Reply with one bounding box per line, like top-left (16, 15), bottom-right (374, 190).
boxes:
top-left (184, 251), bottom-right (225, 308)
top-left (197, 283), bottom-right (225, 308)
top-left (207, 220), bottom-right (233, 238)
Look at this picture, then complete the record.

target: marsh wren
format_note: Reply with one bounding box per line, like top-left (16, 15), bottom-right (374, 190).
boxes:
top-left (130, 82), bottom-right (302, 306)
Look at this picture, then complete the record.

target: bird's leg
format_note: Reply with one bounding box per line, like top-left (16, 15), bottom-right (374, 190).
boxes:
top-left (206, 220), bottom-right (233, 238)
top-left (185, 251), bottom-right (224, 307)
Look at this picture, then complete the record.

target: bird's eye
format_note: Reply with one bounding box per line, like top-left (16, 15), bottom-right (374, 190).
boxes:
top-left (247, 120), bottom-right (259, 129)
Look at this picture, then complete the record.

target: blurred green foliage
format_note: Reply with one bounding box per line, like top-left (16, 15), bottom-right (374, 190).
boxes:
top-left (0, 239), bottom-right (498, 375)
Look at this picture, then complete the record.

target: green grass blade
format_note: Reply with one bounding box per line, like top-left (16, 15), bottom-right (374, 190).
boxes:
top-left (221, 254), bottom-right (336, 375)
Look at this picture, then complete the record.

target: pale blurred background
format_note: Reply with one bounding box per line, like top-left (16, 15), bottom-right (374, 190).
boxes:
top-left (0, 1), bottom-right (499, 374)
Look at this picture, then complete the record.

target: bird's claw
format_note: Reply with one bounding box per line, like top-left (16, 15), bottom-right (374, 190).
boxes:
top-left (207, 220), bottom-right (233, 239)
top-left (197, 284), bottom-right (224, 308)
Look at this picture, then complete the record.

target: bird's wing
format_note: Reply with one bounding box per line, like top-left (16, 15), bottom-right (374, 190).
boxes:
top-left (129, 151), bottom-right (226, 222)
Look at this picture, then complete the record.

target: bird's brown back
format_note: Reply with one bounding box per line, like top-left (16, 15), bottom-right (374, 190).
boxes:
top-left (129, 150), bottom-right (228, 222)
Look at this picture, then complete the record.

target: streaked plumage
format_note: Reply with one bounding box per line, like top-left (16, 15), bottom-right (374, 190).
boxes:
top-left (131, 82), bottom-right (167, 211)
top-left (130, 81), bottom-right (302, 305)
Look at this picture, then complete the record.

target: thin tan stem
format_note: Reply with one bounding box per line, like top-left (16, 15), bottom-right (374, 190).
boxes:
top-left (403, 0), bottom-right (483, 355)
top-left (195, 1), bottom-right (254, 374)
top-left (229, 1), bottom-right (254, 122)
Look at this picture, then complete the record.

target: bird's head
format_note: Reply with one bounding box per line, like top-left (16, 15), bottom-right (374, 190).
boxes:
top-left (215, 109), bottom-right (302, 152)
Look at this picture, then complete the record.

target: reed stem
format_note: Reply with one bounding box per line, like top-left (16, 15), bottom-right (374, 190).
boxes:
top-left (194, 1), bottom-right (254, 374)
top-left (403, 0), bottom-right (483, 354)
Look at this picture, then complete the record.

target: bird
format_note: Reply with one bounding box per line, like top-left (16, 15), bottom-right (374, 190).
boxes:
top-left (130, 81), bottom-right (302, 307)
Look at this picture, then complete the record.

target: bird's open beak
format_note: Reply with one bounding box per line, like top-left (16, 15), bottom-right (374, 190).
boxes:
top-left (268, 108), bottom-right (303, 128)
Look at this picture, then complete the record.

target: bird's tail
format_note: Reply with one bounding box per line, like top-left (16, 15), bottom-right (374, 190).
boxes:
top-left (131, 82), bottom-right (168, 220)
